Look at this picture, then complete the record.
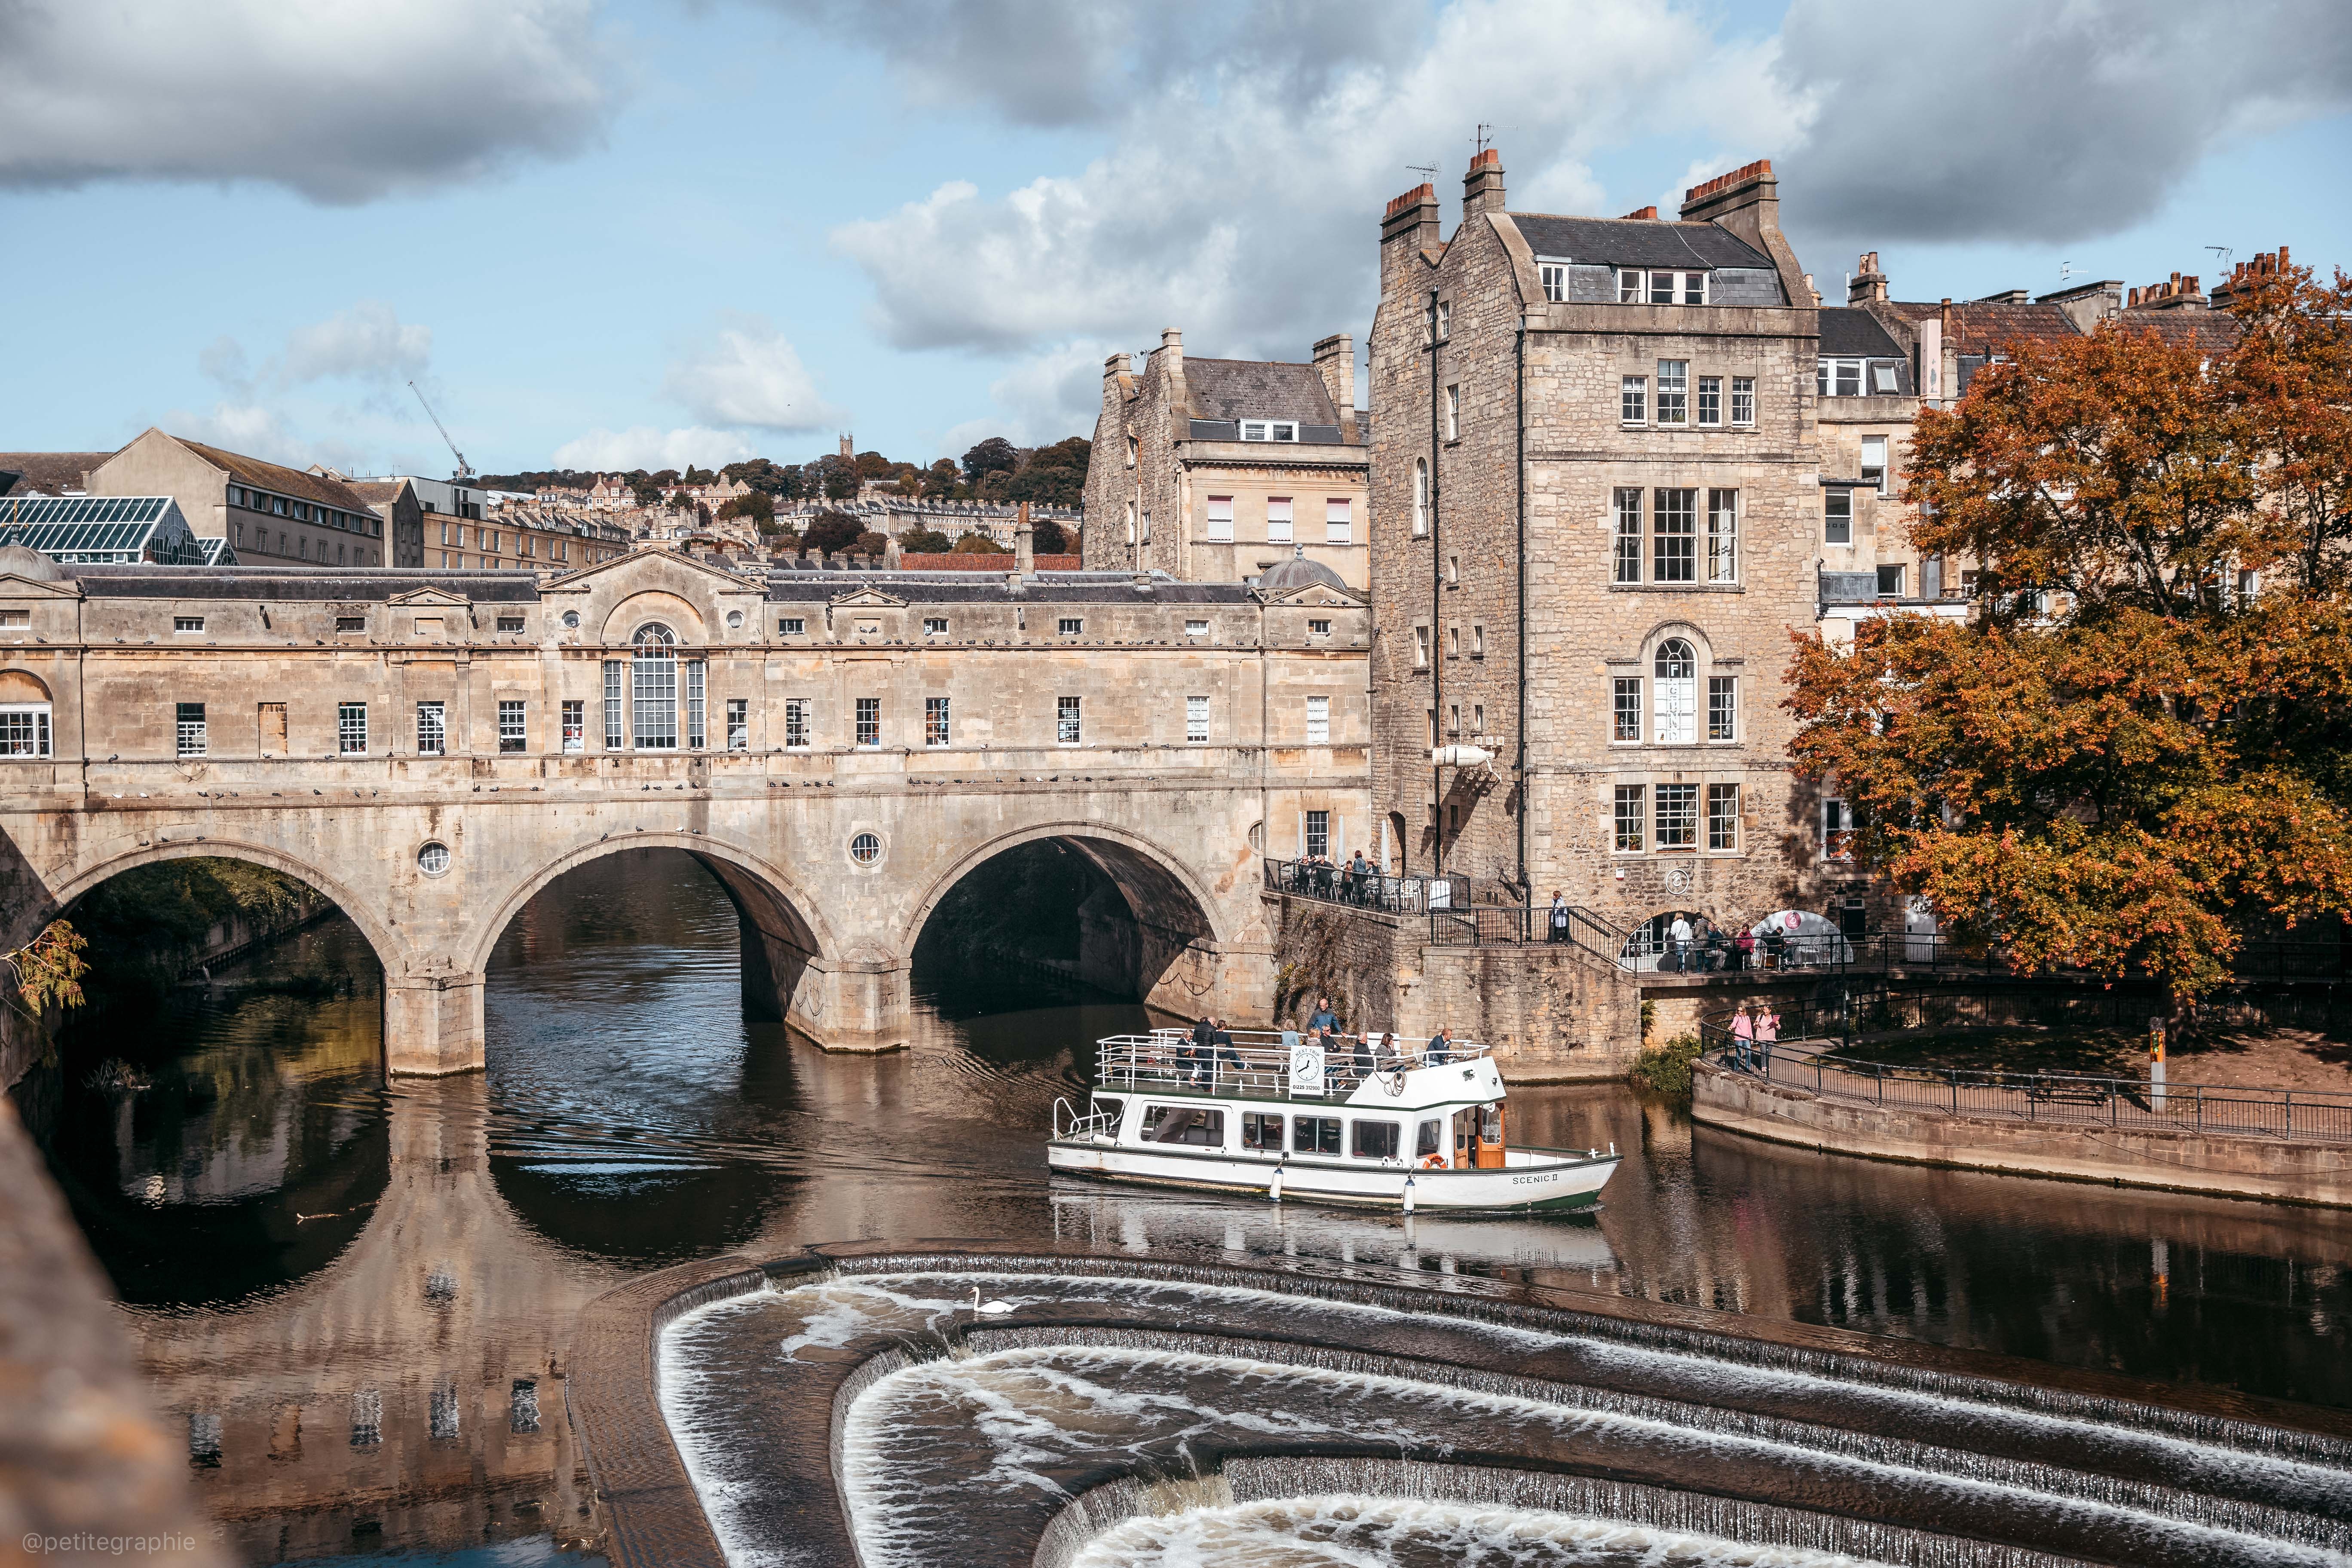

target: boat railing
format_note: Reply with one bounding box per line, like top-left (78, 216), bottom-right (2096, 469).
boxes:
top-left (1051, 1096), bottom-right (1121, 1140)
top-left (1093, 1029), bottom-right (1491, 1099)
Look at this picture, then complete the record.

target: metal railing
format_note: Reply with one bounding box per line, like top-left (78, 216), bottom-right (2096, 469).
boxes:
top-left (1430, 905), bottom-right (1531, 946)
top-left (1265, 858), bottom-right (1468, 914)
top-left (1093, 1028), bottom-right (1490, 1101)
top-left (1698, 1019), bottom-right (2352, 1145)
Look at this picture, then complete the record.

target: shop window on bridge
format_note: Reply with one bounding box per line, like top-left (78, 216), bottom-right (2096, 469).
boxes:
top-left (416, 701), bottom-right (446, 756)
top-left (603, 661), bottom-right (624, 749)
top-left (686, 659), bottom-right (706, 749)
top-left (1141, 1105), bottom-right (1225, 1147)
top-left (0, 702), bottom-right (51, 757)
top-left (176, 701), bottom-right (207, 757)
top-left (499, 700), bottom-right (527, 753)
top-left (856, 697), bottom-right (882, 747)
top-left (727, 698), bottom-right (749, 750)
top-left (632, 625), bottom-right (679, 749)
top-left (562, 700), bottom-right (585, 753)
top-left (338, 701), bottom-right (368, 755)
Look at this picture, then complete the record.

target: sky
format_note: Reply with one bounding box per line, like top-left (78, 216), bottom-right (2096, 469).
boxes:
top-left (3, 0), bottom-right (2349, 481)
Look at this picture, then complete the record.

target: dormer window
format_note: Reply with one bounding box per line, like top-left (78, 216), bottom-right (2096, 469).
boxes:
top-left (1240, 422), bottom-right (1298, 443)
top-left (1620, 270), bottom-right (1706, 304)
top-left (1819, 358), bottom-right (1863, 397)
top-left (1539, 262), bottom-right (1568, 303)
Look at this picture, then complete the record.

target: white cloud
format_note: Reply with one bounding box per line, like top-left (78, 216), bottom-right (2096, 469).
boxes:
top-left (0, 0), bottom-right (617, 204)
top-left (550, 426), bottom-right (758, 471)
top-left (661, 314), bottom-right (845, 432)
top-left (161, 401), bottom-right (366, 474)
top-left (282, 302), bottom-right (433, 386)
top-left (1774, 0), bottom-right (2352, 246)
top-left (826, 0), bottom-right (1786, 369)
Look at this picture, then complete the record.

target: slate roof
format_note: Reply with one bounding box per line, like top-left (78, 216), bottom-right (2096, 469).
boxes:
top-left (1818, 307), bottom-right (1904, 359)
top-left (1509, 214), bottom-right (1773, 270)
top-left (769, 571), bottom-right (1261, 605)
top-left (1885, 300), bottom-right (2081, 353)
top-left (172, 436), bottom-right (377, 514)
top-left (71, 567), bottom-right (542, 601)
top-left (0, 452), bottom-right (115, 498)
top-left (1182, 358), bottom-right (1341, 425)
top-left (344, 478), bottom-right (412, 508)
top-left (2113, 309), bottom-right (2242, 354)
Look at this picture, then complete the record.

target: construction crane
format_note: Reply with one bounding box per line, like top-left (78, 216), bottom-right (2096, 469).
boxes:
top-left (407, 380), bottom-right (474, 481)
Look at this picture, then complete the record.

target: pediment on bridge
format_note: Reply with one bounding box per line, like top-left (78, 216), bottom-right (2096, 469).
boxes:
top-left (544, 547), bottom-right (754, 595)
top-left (828, 586), bottom-right (906, 609)
top-left (386, 585), bottom-right (472, 608)
top-left (1256, 582), bottom-right (1364, 609)
top-left (0, 572), bottom-right (82, 600)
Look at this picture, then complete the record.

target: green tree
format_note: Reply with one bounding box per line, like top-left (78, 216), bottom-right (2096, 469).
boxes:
top-left (1030, 517), bottom-right (1070, 553)
top-left (952, 532), bottom-right (1009, 555)
top-left (803, 511), bottom-right (863, 555)
top-left (717, 490), bottom-right (775, 524)
top-left (1008, 435), bottom-right (1090, 508)
top-left (899, 527), bottom-right (954, 554)
top-left (961, 436), bottom-right (1018, 485)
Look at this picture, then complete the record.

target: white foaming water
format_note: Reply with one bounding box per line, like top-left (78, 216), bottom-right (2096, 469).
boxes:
top-left (1074, 1496), bottom-right (1898, 1568)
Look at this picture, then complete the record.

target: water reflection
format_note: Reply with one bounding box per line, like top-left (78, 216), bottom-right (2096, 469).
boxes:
top-left (18, 848), bottom-right (2352, 1564)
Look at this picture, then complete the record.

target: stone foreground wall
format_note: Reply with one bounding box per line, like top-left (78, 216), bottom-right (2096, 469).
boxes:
top-left (1694, 1061), bottom-right (2352, 1208)
top-left (1265, 894), bottom-right (1640, 1080)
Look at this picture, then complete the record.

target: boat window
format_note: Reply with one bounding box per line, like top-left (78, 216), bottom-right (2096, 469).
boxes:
top-left (1415, 1119), bottom-right (1443, 1158)
top-left (1352, 1119), bottom-right (1401, 1161)
top-left (1292, 1115), bottom-right (1342, 1156)
top-left (1242, 1112), bottom-right (1285, 1152)
top-left (1141, 1105), bottom-right (1226, 1147)
top-left (1479, 1104), bottom-right (1503, 1142)
top-left (1090, 1095), bottom-right (1125, 1128)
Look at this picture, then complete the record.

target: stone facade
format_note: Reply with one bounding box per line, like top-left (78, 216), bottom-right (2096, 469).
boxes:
top-left (0, 549), bottom-right (1372, 1072)
top-left (1084, 330), bottom-right (1370, 589)
top-left (89, 429), bottom-right (389, 567)
top-left (419, 508), bottom-right (630, 570)
top-left (1370, 152), bottom-right (1878, 945)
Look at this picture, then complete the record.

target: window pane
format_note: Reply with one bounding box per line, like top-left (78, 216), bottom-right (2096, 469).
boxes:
top-left (1613, 489), bottom-right (1643, 584)
top-left (632, 629), bottom-right (678, 749)
top-left (1613, 677), bottom-right (1642, 741)
top-left (1325, 497), bottom-right (1351, 544)
top-left (1706, 488), bottom-right (1739, 584)
top-left (1708, 676), bottom-right (1737, 741)
top-left (1731, 377), bottom-right (1755, 425)
top-left (1206, 494), bottom-right (1234, 541)
top-left (856, 696), bottom-right (880, 747)
top-left (1652, 488), bottom-right (1695, 583)
top-left (1620, 376), bottom-right (1647, 423)
top-left (1655, 360), bottom-right (1687, 424)
top-left (786, 698), bottom-right (810, 748)
top-left (1267, 497), bottom-right (1292, 544)
top-left (1613, 786), bottom-right (1644, 852)
top-left (1696, 377), bottom-right (1721, 426)
top-left (499, 699), bottom-right (526, 753)
top-left (1186, 695), bottom-right (1209, 744)
top-left (1708, 783), bottom-right (1740, 850)
top-left (1653, 638), bottom-right (1695, 744)
top-left (1656, 783), bottom-right (1698, 849)
top-left (1305, 809), bottom-right (1329, 859)
top-left (926, 695), bottom-right (951, 747)
top-left (603, 661), bottom-right (623, 749)
top-left (1824, 490), bottom-right (1853, 545)
top-left (1057, 695), bottom-right (1081, 744)
top-left (338, 702), bottom-right (368, 754)
top-left (1306, 694), bottom-right (1329, 744)
top-left (1619, 270), bottom-right (1642, 303)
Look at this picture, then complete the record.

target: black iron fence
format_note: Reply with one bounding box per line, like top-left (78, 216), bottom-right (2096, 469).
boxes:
top-left (1430, 906), bottom-right (1532, 946)
top-left (1698, 1018), bottom-right (2352, 1145)
top-left (1265, 858), bottom-right (1469, 915)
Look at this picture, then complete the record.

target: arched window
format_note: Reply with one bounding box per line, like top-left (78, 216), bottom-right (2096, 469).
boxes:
top-left (1412, 459), bottom-right (1429, 536)
top-left (632, 623), bottom-right (678, 749)
top-left (1653, 637), bottom-right (1696, 743)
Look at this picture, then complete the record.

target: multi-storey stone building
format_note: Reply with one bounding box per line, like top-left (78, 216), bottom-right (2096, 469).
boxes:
top-left (85, 429), bottom-right (391, 567)
top-left (1367, 151), bottom-right (1860, 941)
top-left (1084, 330), bottom-right (1371, 589)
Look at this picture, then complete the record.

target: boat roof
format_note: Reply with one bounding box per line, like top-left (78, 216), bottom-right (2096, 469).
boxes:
top-left (1093, 1031), bottom-right (1504, 1113)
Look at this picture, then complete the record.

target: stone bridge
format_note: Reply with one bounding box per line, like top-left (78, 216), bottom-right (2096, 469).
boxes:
top-left (0, 547), bottom-right (1372, 1075)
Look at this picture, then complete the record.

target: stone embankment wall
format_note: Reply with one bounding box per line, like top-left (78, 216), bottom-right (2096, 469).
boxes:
top-left (1693, 1060), bottom-right (2352, 1209)
top-left (1265, 893), bottom-right (1640, 1080)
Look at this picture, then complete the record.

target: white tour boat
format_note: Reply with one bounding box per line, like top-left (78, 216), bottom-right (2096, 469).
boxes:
top-left (1047, 1028), bottom-right (1619, 1213)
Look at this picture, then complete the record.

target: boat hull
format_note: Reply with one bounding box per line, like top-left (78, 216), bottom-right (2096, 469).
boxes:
top-left (1045, 1140), bottom-right (1615, 1212)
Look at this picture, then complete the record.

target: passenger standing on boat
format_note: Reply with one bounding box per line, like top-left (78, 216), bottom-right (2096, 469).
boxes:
top-left (1308, 995), bottom-right (1339, 1035)
top-left (1187, 1015), bottom-right (1216, 1084)
top-left (1211, 1018), bottom-right (1244, 1081)
top-left (1427, 1026), bottom-right (1453, 1066)
top-left (1549, 891), bottom-right (1570, 943)
top-left (1352, 1030), bottom-right (1376, 1083)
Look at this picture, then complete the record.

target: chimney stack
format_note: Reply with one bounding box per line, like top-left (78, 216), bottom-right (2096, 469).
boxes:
top-left (1014, 502), bottom-right (1034, 575)
top-left (1678, 159), bottom-right (1808, 310)
top-left (1380, 181), bottom-right (1441, 291)
top-left (1462, 147), bottom-right (1507, 219)
top-left (1848, 251), bottom-right (1887, 303)
top-left (1158, 327), bottom-right (1183, 378)
top-left (1618, 205), bottom-right (1658, 220)
top-left (1312, 334), bottom-right (1357, 439)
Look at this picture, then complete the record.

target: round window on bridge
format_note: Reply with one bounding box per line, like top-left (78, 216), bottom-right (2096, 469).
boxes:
top-left (560, 610), bottom-right (580, 629)
top-left (848, 832), bottom-right (882, 867)
top-left (726, 609), bottom-right (745, 630)
top-left (417, 841), bottom-right (452, 877)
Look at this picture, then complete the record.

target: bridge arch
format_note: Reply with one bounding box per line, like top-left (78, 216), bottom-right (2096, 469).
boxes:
top-left (40, 837), bottom-right (402, 975)
top-left (902, 821), bottom-right (1227, 1013)
top-left (466, 832), bottom-right (839, 1035)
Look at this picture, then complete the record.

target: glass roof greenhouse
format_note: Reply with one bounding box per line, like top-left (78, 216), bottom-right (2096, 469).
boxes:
top-left (0, 495), bottom-right (217, 565)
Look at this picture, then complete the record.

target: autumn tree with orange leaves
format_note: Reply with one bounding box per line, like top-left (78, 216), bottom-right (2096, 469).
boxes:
top-left (1787, 261), bottom-right (2352, 997)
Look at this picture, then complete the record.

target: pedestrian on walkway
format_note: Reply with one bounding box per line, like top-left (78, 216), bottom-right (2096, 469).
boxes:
top-left (1549, 891), bottom-right (1570, 943)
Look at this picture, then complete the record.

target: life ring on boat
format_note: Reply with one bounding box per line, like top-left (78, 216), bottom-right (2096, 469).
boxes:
top-left (1422, 1153), bottom-right (1446, 1170)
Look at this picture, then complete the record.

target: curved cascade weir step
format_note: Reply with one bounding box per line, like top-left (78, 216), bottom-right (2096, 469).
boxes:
top-left (647, 1259), bottom-right (2352, 1568)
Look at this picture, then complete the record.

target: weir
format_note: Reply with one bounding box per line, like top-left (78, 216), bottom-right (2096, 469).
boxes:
top-left (572, 1245), bottom-right (2352, 1568)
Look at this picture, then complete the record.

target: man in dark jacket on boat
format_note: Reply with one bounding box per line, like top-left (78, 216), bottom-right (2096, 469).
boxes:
top-left (1308, 995), bottom-right (1340, 1035)
top-left (1187, 1015), bottom-right (1216, 1083)
top-left (1426, 1026), bottom-right (1453, 1066)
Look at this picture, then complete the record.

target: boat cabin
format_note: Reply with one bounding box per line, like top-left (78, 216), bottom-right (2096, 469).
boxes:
top-left (1079, 1028), bottom-right (1511, 1169)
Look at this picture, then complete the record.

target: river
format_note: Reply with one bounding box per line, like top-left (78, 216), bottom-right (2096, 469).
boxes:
top-left (18, 848), bottom-right (2351, 1565)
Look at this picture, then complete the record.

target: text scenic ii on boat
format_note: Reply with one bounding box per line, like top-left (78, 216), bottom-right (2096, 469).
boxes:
top-left (1048, 1029), bottom-right (1620, 1212)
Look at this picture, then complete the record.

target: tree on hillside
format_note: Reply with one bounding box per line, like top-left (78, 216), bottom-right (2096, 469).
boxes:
top-left (952, 532), bottom-right (1008, 555)
top-left (717, 490), bottom-right (775, 524)
top-left (1008, 435), bottom-right (1090, 508)
top-left (854, 450), bottom-right (895, 481)
top-left (809, 453), bottom-right (859, 500)
top-left (803, 511), bottom-right (863, 555)
top-left (917, 458), bottom-right (964, 499)
top-left (1786, 262), bottom-right (2352, 998)
top-left (723, 458), bottom-right (798, 498)
top-left (962, 436), bottom-right (1018, 486)
top-left (899, 527), bottom-right (954, 554)
top-left (1030, 517), bottom-right (1069, 553)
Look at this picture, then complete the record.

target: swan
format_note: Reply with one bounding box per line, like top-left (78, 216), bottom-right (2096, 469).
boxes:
top-left (970, 1287), bottom-right (1016, 1316)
